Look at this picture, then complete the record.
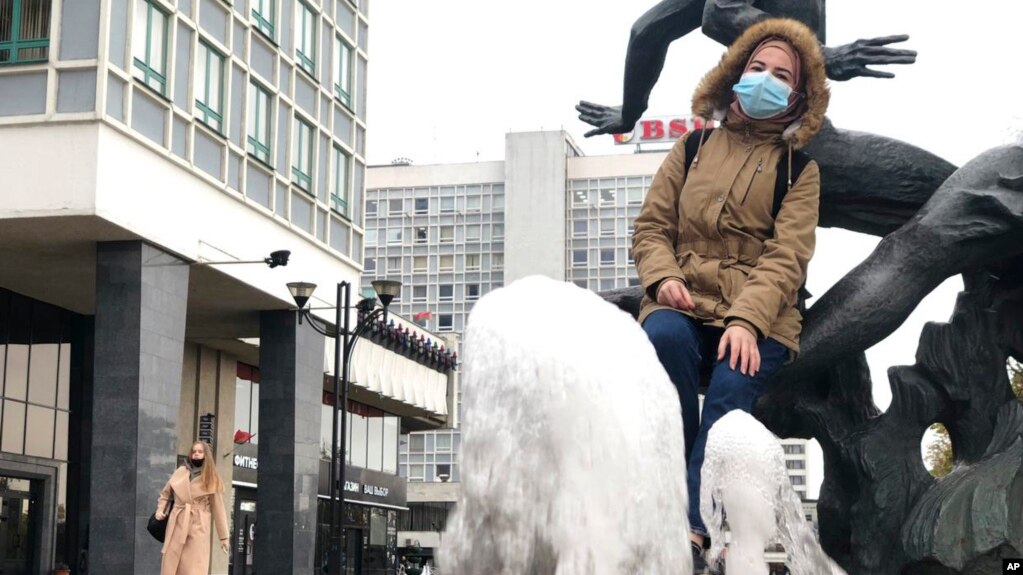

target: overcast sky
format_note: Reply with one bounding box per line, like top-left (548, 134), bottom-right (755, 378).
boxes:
top-left (365, 0), bottom-right (1023, 498)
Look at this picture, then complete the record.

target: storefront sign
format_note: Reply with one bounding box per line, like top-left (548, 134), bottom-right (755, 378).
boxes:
top-left (612, 116), bottom-right (711, 145)
top-left (320, 463), bottom-right (407, 508)
top-left (199, 414), bottom-right (216, 445)
top-left (234, 454), bottom-right (258, 470)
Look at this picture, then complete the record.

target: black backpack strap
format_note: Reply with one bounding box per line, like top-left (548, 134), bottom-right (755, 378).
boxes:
top-left (771, 148), bottom-right (811, 219)
top-left (683, 128), bottom-right (715, 175)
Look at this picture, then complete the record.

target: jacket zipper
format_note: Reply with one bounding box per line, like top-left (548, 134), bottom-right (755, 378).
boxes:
top-left (740, 158), bottom-right (763, 205)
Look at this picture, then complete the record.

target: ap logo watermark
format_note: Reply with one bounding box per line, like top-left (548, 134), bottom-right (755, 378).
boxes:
top-left (1006, 559), bottom-right (1023, 573)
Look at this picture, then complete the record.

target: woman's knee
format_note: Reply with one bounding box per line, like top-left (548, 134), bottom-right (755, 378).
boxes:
top-left (643, 311), bottom-right (700, 356)
top-left (705, 367), bottom-right (762, 409)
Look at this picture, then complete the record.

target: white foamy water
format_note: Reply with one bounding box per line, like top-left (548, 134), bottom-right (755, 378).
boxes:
top-left (701, 410), bottom-right (846, 575)
top-left (439, 276), bottom-right (692, 574)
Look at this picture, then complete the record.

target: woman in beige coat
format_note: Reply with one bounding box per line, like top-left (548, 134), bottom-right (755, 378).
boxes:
top-left (155, 441), bottom-right (230, 575)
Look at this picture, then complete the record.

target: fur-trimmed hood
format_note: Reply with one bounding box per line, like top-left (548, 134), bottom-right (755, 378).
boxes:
top-left (692, 19), bottom-right (829, 149)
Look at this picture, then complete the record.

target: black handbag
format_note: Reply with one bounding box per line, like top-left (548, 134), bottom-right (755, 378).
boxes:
top-left (147, 493), bottom-right (174, 542)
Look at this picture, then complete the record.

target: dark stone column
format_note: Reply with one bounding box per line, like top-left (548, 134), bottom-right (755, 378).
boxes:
top-left (88, 242), bottom-right (189, 574)
top-left (67, 315), bottom-right (93, 573)
top-left (256, 311), bottom-right (324, 574)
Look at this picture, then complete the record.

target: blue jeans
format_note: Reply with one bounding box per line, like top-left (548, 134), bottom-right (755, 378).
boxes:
top-left (642, 310), bottom-right (789, 536)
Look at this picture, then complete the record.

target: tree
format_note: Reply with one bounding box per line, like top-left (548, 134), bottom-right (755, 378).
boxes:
top-left (925, 361), bottom-right (1022, 478)
top-left (925, 423), bottom-right (953, 478)
top-left (1011, 360), bottom-right (1022, 400)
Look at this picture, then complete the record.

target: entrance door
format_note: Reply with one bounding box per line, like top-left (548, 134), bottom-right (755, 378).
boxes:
top-left (0, 476), bottom-right (36, 575)
top-left (344, 529), bottom-right (363, 575)
top-left (231, 488), bottom-right (257, 575)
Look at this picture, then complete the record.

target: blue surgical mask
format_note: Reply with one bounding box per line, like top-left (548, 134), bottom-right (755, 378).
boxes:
top-left (732, 71), bottom-right (793, 120)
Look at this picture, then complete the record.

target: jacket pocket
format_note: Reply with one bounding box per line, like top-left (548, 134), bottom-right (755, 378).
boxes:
top-left (740, 158), bottom-right (764, 205)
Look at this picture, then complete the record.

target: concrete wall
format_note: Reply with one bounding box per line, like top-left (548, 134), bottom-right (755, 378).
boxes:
top-left (504, 131), bottom-right (569, 283)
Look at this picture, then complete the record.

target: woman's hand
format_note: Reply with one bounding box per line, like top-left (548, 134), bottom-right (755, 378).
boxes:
top-left (155, 511), bottom-right (166, 521)
top-left (718, 325), bottom-right (760, 376)
top-left (656, 279), bottom-right (695, 311)
top-left (221, 539), bottom-right (230, 554)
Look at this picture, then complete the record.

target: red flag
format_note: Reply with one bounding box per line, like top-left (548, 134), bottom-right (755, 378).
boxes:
top-left (234, 430), bottom-right (255, 444)
top-left (414, 311), bottom-right (432, 321)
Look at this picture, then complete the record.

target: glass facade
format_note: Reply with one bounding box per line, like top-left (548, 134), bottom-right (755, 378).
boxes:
top-left (0, 289), bottom-right (71, 461)
top-left (0, 288), bottom-right (74, 567)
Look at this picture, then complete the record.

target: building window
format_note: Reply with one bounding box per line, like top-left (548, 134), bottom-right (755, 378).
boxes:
top-left (438, 314), bottom-right (453, 331)
top-left (386, 228), bottom-right (401, 244)
top-left (600, 219), bottom-right (614, 236)
top-left (790, 476), bottom-right (806, 486)
top-left (600, 279), bottom-right (615, 291)
top-left (786, 460), bottom-right (806, 470)
top-left (439, 255), bottom-right (453, 271)
top-left (573, 250), bottom-right (587, 267)
top-left (413, 256), bottom-right (427, 272)
top-left (247, 82), bottom-right (272, 165)
top-left (465, 254), bottom-right (480, 271)
top-left (292, 116), bottom-right (314, 191)
top-left (334, 36), bottom-right (353, 106)
top-left (492, 223), bottom-right (504, 239)
top-left (132, 0), bottom-right (168, 95)
top-left (627, 248), bottom-right (634, 264)
top-left (252, 0), bottom-right (275, 40)
top-left (466, 284), bottom-right (480, 300)
top-left (295, 2), bottom-right (316, 75)
top-left (388, 199), bottom-right (402, 215)
top-left (414, 226), bottom-right (427, 244)
top-left (365, 229), bottom-right (377, 246)
top-left (412, 285), bottom-right (427, 301)
top-left (364, 257), bottom-right (376, 272)
top-left (573, 220), bottom-right (587, 237)
top-left (366, 199), bottom-right (377, 216)
top-left (439, 285), bottom-right (453, 301)
top-left (195, 41), bottom-right (225, 132)
top-left (387, 257), bottom-right (401, 274)
top-left (414, 198), bottom-right (429, 214)
top-left (466, 225), bottom-right (481, 242)
top-left (573, 189), bottom-right (589, 206)
top-left (600, 248), bottom-right (615, 266)
top-left (493, 194), bottom-right (505, 211)
top-left (599, 186), bottom-right (616, 206)
top-left (492, 253), bottom-right (503, 269)
top-left (439, 225), bottom-right (454, 243)
top-left (627, 187), bottom-right (644, 205)
top-left (466, 196), bottom-right (481, 212)
top-left (0, 0), bottom-right (51, 66)
top-left (440, 197), bottom-right (455, 213)
top-left (332, 147), bottom-right (350, 215)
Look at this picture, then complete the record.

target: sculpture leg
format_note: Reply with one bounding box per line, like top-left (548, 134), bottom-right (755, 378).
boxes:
top-left (806, 120), bottom-right (958, 236)
top-left (689, 337), bottom-right (789, 535)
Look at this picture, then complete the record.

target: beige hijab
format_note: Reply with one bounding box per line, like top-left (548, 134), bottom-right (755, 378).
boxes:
top-left (729, 37), bottom-right (807, 125)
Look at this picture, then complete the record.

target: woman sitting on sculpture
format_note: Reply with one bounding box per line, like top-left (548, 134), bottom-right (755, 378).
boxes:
top-left (632, 18), bottom-right (829, 573)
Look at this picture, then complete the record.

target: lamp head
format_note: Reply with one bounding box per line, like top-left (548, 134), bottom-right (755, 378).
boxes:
top-left (371, 280), bottom-right (402, 309)
top-left (286, 282), bottom-right (317, 309)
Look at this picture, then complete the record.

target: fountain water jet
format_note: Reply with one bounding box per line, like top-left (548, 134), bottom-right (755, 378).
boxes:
top-left (439, 276), bottom-right (691, 574)
top-left (702, 410), bottom-right (846, 575)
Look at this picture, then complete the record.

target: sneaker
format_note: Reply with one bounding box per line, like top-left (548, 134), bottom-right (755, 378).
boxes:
top-left (708, 552), bottom-right (726, 575)
top-left (691, 542), bottom-right (708, 574)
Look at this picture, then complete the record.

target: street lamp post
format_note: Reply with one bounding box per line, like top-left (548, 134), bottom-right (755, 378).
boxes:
top-left (286, 279), bottom-right (401, 575)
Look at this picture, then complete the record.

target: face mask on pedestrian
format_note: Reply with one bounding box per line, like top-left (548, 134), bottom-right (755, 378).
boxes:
top-left (190, 457), bottom-right (204, 468)
top-left (732, 71), bottom-right (794, 120)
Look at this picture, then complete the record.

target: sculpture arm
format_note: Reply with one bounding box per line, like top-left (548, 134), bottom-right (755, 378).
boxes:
top-left (632, 135), bottom-right (690, 298)
top-left (577, 0), bottom-right (704, 137)
top-left (726, 161), bottom-right (820, 338)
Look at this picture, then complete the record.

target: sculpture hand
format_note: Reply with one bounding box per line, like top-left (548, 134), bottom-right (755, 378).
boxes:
top-left (576, 101), bottom-right (637, 138)
top-left (823, 35), bottom-right (917, 81)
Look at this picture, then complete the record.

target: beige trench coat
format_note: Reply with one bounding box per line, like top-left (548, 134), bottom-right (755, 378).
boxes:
top-left (156, 466), bottom-right (230, 575)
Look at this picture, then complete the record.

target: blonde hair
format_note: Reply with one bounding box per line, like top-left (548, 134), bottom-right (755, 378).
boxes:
top-left (191, 441), bottom-right (225, 493)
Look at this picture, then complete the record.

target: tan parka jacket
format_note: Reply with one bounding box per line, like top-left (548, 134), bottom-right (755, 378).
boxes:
top-left (633, 18), bottom-right (830, 354)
